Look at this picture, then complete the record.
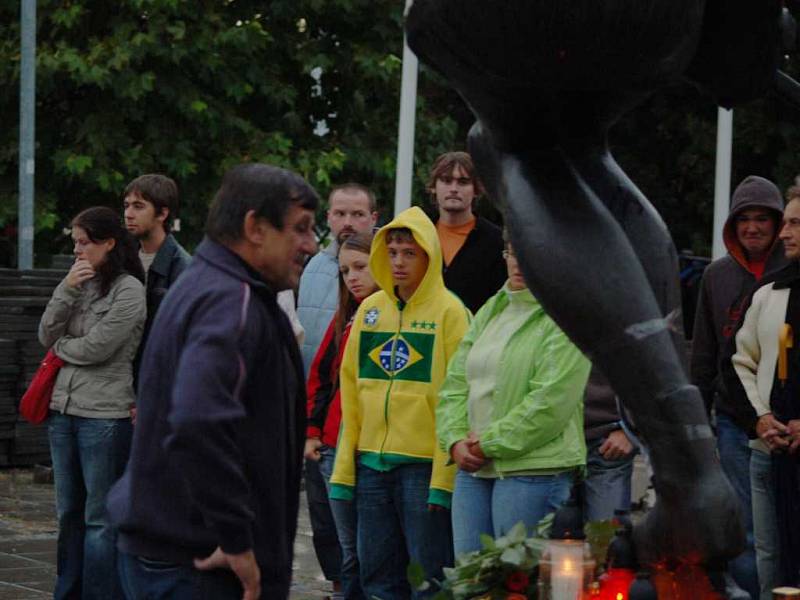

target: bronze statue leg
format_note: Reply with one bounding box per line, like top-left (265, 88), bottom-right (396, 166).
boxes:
top-left (469, 122), bottom-right (744, 564)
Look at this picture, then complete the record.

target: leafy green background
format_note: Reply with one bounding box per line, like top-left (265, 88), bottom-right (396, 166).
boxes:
top-left (2, 0), bottom-right (800, 265)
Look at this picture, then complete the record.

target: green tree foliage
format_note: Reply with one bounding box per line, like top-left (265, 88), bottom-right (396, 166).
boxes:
top-left (613, 73), bottom-right (800, 256)
top-left (2, 1), bottom-right (800, 261)
top-left (0, 0), bottom-right (466, 258)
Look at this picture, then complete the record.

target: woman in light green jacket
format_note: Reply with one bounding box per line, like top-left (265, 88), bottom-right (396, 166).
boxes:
top-left (437, 241), bottom-right (591, 557)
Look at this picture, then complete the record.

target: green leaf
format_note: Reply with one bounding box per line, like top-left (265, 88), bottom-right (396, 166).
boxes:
top-left (189, 100), bottom-right (208, 113)
top-left (506, 521), bottom-right (528, 544)
top-left (479, 534), bottom-right (496, 550)
top-left (585, 519), bottom-right (617, 569)
top-left (64, 154), bottom-right (93, 175)
top-left (407, 561), bottom-right (426, 589)
top-left (500, 546), bottom-right (524, 567)
top-left (535, 512), bottom-right (555, 538)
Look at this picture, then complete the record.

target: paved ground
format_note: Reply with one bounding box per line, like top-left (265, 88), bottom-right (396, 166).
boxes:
top-left (0, 460), bottom-right (653, 599)
top-left (0, 469), bottom-right (331, 599)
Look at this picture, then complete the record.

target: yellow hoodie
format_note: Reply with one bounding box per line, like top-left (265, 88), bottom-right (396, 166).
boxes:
top-left (329, 207), bottom-right (471, 507)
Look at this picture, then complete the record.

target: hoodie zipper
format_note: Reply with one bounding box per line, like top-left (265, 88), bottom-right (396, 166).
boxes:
top-left (378, 303), bottom-right (404, 461)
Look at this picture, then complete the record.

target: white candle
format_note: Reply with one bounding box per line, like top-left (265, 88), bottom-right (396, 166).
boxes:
top-left (549, 543), bottom-right (584, 600)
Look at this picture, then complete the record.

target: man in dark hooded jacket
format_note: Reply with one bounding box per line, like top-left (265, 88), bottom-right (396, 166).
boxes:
top-left (691, 175), bottom-right (786, 599)
top-left (108, 164), bottom-right (319, 600)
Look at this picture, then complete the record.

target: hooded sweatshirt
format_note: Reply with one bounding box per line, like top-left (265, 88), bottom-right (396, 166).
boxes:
top-left (690, 175), bottom-right (786, 420)
top-left (329, 207), bottom-right (471, 508)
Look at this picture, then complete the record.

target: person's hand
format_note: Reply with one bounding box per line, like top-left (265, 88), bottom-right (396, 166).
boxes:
top-left (194, 547), bottom-right (260, 600)
top-left (787, 419), bottom-right (800, 454)
top-left (599, 429), bottom-right (634, 460)
top-left (466, 432), bottom-right (486, 460)
top-left (130, 406), bottom-right (137, 426)
top-left (304, 438), bottom-right (323, 461)
top-left (756, 413), bottom-right (791, 452)
top-left (450, 439), bottom-right (485, 472)
top-left (66, 258), bottom-right (95, 289)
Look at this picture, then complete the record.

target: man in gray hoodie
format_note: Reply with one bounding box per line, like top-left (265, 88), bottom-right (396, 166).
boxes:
top-left (691, 175), bottom-right (787, 599)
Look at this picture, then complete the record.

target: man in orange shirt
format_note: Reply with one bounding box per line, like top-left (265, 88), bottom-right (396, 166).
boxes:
top-left (428, 152), bottom-right (505, 313)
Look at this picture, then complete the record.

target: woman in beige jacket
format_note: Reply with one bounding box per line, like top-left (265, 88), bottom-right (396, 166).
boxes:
top-left (38, 206), bottom-right (146, 600)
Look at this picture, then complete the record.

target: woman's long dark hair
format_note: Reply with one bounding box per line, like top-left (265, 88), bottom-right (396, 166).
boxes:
top-left (334, 232), bottom-right (375, 346)
top-left (71, 207), bottom-right (145, 297)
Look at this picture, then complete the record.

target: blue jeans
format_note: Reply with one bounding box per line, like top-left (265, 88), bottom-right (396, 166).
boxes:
top-left (118, 551), bottom-right (242, 599)
top-left (451, 469), bottom-right (573, 557)
top-left (305, 453), bottom-right (342, 582)
top-left (319, 446), bottom-right (365, 600)
top-left (356, 462), bottom-right (453, 599)
top-left (751, 448), bottom-right (778, 600)
top-left (48, 413), bottom-right (132, 600)
top-left (583, 436), bottom-right (635, 521)
top-left (715, 413), bottom-right (759, 599)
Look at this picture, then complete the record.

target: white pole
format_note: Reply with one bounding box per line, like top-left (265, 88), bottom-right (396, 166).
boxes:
top-left (712, 107), bottom-right (733, 261)
top-left (393, 0), bottom-right (418, 217)
top-left (18, 0), bottom-right (36, 270)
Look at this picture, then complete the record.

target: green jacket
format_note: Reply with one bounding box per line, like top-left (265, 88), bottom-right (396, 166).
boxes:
top-left (437, 285), bottom-right (590, 474)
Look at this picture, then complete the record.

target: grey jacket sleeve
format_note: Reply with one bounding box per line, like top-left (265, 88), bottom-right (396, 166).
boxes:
top-left (38, 278), bottom-right (82, 349)
top-left (54, 278), bottom-right (146, 366)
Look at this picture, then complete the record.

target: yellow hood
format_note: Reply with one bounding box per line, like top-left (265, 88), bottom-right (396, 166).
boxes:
top-left (369, 206), bottom-right (445, 304)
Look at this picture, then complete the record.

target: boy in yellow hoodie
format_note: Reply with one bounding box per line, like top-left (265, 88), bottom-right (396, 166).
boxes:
top-left (330, 206), bottom-right (471, 598)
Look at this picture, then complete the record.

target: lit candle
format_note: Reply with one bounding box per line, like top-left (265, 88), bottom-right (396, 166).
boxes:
top-left (551, 543), bottom-right (583, 599)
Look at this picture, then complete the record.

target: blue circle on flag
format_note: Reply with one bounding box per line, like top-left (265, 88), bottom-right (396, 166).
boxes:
top-left (380, 339), bottom-right (409, 372)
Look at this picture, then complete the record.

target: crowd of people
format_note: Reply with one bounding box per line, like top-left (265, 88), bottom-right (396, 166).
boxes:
top-left (34, 152), bottom-right (800, 600)
top-left (693, 175), bottom-right (800, 600)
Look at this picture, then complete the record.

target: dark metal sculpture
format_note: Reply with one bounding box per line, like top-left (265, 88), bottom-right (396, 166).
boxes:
top-left (406, 0), bottom-right (793, 566)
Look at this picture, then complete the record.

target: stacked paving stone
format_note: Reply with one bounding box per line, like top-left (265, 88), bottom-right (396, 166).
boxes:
top-left (0, 338), bottom-right (18, 465)
top-left (0, 267), bottom-right (66, 466)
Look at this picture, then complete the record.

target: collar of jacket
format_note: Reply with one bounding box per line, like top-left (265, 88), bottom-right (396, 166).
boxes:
top-left (772, 260), bottom-right (800, 290)
top-left (323, 239), bottom-right (340, 260)
top-left (193, 237), bottom-right (276, 301)
top-left (432, 212), bottom-right (491, 237)
top-left (149, 234), bottom-right (181, 278)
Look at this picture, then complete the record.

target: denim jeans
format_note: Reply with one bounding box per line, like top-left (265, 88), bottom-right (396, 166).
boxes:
top-left (305, 453), bottom-right (342, 583)
top-left (319, 446), bottom-right (365, 600)
top-left (356, 462), bottom-right (453, 599)
top-left (583, 436), bottom-right (635, 522)
top-left (48, 412), bottom-right (132, 600)
top-left (118, 551), bottom-right (242, 600)
top-left (451, 469), bottom-right (573, 558)
top-left (751, 448), bottom-right (778, 600)
top-left (715, 413), bottom-right (759, 599)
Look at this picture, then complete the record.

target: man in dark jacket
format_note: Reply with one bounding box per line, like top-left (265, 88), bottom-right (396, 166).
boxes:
top-left (123, 173), bottom-right (191, 389)
top-left (108, 163), bottom-right (319, 599)
top-left (691, 175), bottom-right (787, 599)
top-left (428, 151), bottom-right (506, 313)
top-left (583, 367), bottom-right (637, 521)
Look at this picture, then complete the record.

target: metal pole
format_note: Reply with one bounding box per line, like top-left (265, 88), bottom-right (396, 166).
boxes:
top-left (712, 107), bottom-right (733, 261)
top-left (393, 0), bottom-right (418, 217)
top-left (18, 0), bottom-right (36, 270)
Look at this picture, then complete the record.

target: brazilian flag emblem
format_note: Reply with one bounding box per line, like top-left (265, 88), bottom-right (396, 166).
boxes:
top-left (359, 331), bottom-right (434, 382)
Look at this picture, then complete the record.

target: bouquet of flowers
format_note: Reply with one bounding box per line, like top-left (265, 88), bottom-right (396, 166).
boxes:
top-left (408, 515), bottom-right (616, 600)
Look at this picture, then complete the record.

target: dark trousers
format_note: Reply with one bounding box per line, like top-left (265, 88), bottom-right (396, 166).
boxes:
top-left (118, 552), bottom-right (244, 600)
top-left (306, 457), bottom-right (342, 582)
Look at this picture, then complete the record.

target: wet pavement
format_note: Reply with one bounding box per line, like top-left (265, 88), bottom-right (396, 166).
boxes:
top-left (0, 469), bottom-right (331, 599)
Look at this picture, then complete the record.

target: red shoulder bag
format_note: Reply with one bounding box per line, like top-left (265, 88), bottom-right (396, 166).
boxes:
top-left (19, 349), bottom-right (65, 425)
